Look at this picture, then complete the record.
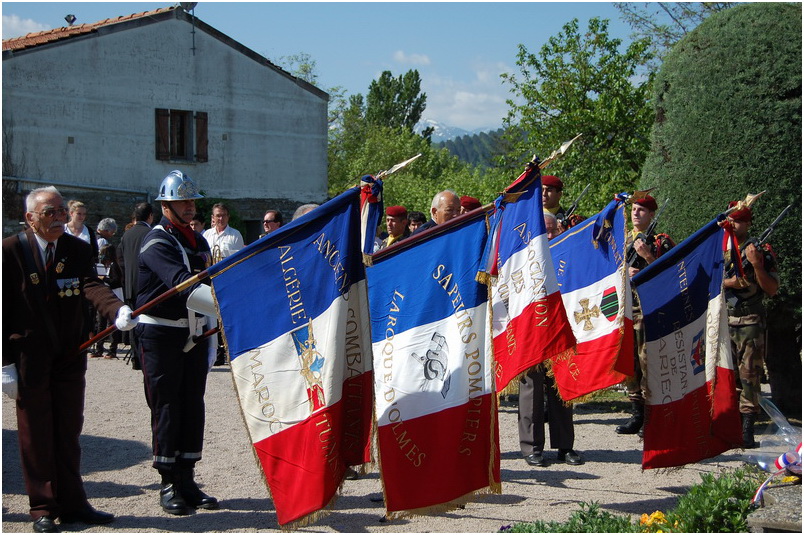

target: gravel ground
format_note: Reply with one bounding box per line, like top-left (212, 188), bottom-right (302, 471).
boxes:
top-left (3, 346), bottom-right (758, 533)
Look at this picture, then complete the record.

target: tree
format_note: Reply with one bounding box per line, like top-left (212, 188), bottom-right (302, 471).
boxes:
top-left (640, 2), bottom-right (801, 414)
top-left (276, 52), bottom-right (318, 85)
top-left (500, 17), bottom-right (655, 214)
top-left (615, 2), bottom-right (735, 69)
top-left (366, 70), bottom-right (428, 133)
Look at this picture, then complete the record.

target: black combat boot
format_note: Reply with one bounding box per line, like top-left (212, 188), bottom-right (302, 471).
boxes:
top-left (616, 401), bottom-right (644, 435)
top-left (179, 465), bottom-right (219, 510)
top-left (742, 413), bottom-right (758, 449)
top-left (159, 469), bottom-right (190, 515)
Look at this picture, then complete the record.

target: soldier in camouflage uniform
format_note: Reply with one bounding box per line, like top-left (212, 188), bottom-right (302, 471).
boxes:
top-left (616, 195), bottom-right (674, 436)
top-left (723, 202), bottom-right (779, 448)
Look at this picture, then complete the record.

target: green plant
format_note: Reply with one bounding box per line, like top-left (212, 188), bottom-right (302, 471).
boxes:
top-left (652, 467), bottom-right (763, 533)
top-left (500, 467), bottom-right (765, 533)
top-left (501, 502), bottom-right (639, 533)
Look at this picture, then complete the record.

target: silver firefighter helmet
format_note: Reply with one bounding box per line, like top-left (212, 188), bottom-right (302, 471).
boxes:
top-left (155, 170), bottom-right (204, 201)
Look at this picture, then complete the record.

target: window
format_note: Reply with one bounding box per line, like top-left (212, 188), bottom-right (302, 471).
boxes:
top-left (155, 108), bottom-right (208, 162)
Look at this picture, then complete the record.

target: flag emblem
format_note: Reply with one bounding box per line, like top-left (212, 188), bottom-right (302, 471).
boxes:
top-left (574, 298), bottom-right (600, 331)
top-left (600, 286), bottom-right (618, 321)
top-left (689, 330), bottom-right (705, 375)
top-left (291, 319), bottom-right (326, 413)
top-left (411, 332), bottom-right (452, 398)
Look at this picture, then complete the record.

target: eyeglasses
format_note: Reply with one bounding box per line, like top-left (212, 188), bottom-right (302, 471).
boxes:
top-left (263, 220), bottom-right (278, 224)
top-left (34, 207), bottom-right (68, 217)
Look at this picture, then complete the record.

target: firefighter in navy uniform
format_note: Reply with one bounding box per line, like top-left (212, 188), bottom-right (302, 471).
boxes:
top-left (135, 170), bottom-right (218, 515)
top-left (723, 201), bottom-right (779, 448)
top-left (616, 194), bottom-right (674, 436)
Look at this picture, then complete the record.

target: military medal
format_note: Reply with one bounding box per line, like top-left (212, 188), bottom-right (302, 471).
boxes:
top-left (30, 273), bottom-right (40, 285)
top-left (59, 290), bottom-right (66, 298)
top-left (56, 261), bottom-right (64, 274)
top-left (72, 279), bottom-right (80, 295)
top-left (65, 289), bottom-right (73, 296)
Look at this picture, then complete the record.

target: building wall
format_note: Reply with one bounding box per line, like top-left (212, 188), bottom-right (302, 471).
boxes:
top-left (2, 14), bottom-right (328, 224)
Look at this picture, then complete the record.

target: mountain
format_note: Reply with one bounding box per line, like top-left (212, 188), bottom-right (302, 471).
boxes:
top-left (436, 128), bottom-right (506, 168)
top-left (414, 119), bottom-right (467, 142)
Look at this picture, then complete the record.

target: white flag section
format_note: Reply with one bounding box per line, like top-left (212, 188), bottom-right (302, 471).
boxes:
top-left (367, 211), bottom-right (500, 516)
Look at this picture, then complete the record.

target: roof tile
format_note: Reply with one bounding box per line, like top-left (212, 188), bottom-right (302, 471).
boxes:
top-left (3, 6), bottom-right (176, 52)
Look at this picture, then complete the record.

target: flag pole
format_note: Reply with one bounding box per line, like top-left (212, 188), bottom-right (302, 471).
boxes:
top-left (78, 269), bottom-right (209, 353)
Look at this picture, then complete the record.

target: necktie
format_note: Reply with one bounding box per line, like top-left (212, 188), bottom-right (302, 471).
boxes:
top-left (45, 242), bottom-right (54, 274)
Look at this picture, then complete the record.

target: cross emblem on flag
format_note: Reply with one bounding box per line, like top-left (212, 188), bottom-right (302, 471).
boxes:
top-left (574, 298), bottom-right (600, 330)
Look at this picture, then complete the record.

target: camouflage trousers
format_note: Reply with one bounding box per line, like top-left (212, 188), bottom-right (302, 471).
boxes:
top-left (623, 311), bottom-right (647, 404)
top-left (729, 315), bottom-right (765, 415)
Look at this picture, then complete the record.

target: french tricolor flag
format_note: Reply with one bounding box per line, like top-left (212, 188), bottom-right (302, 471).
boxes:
top-left (548, 197), bottom-right (634, 401)
top-left (208, 189), bottom-right (373, 526)
top-left (632, 217), bottom-right (742, 469)
top-left (367, 210), bottom-right (500, 516)
top-left (481, 167), bottom-right (576, 391)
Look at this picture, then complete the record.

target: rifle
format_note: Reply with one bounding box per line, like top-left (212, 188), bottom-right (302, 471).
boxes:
top-left (626, 198), bottom-right (670, 267)
top-left (728, 203), bottom-right (792, 276)
top-left (559, 183), bottom-right (590, 227)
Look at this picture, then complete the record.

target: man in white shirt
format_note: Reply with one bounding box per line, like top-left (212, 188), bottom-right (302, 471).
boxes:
top-left (201, 203), bottom-right (244, 366)
top-left (202, 203), bottom-right (244, 263)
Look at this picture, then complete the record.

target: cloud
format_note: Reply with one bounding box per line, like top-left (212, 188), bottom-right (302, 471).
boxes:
top-left (2, 14), bottom-right (50, 39)
top-left (420, 59), bottom-right (514, 131)
top-left (393, 50), bottom-right (431, 66)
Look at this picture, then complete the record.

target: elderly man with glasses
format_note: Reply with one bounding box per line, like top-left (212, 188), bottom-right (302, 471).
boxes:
top-left (3, 186), bottom-right (137, 533)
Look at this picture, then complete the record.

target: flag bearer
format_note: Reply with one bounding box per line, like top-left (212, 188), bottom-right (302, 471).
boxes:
top-left (135, 170), bottom-right (218, 514)
top-left (616, 195), bottom-right (674, 437)
top-left (723, 201), bottom-right (779, 448)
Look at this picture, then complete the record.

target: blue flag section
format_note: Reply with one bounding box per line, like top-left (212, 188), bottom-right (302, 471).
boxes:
top-left (207, 187), bottom-right (374, 526)
top-left (632, 217), bottom-right (741, 469)
top-left (209, 189), bottom-right (365, 357)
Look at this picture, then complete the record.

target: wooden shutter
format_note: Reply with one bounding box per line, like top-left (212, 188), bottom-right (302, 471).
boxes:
top-left (195, 111), bottom-right (208, 162)
top-left (155, 108), bottom-right (170, 160)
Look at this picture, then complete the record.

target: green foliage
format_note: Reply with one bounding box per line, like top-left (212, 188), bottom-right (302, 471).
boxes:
top-left (614, 2), bottom-right (735, 69)
top-left (501, 17), bottom-right (655, 216)
top-left (501, 502), bottom-right (638, 533)
top-left (366, 70), bottom-right (427, 133)
top-left (652, 467), bottom-right (763, 533)
top-left (276, 52), bottom-right (318, 85)
top-left (502, 467), bottom-right (764, 533)
top-left (328, 125), bottom-right (513, 215)
top-left (640, 2), bottom-right (802, 317)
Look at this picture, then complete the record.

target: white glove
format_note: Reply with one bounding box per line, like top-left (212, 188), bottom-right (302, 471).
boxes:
top-left (115, 305), bottom-right (139, 331)
top-left (2, 364), bottom-right (19, 400)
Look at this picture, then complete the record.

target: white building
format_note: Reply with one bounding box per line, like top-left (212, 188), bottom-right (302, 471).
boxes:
top-left (2, 5), bottom-right (328, 240)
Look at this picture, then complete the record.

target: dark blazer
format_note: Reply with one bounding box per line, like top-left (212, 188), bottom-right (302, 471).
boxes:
top-left (3, 229), bottom-right (122, 387)
top-left (119, 221), bottom-right (151, 302)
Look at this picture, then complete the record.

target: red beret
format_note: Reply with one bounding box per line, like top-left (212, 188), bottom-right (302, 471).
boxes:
top-left (386, 205), bottom-right (408, 218)
top-left (633, 195), bottom-right (658, 212)
top-left (541, 175), bottom-right (563, 190)
top-left (728, 201), bottom-right (752, 222)
top-left (460, 196), bottom-right (482, 210)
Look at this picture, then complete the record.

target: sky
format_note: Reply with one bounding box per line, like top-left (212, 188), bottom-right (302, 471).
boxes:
top-left (2, 1), bottom-right (639, 131)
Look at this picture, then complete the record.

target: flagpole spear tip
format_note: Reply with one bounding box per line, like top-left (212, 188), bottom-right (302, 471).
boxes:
top-left (725, 191), bottom-right (766, 216)
top-left (539, 133), bottom-right (583, 170)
